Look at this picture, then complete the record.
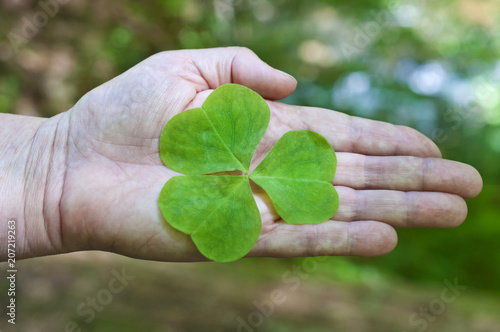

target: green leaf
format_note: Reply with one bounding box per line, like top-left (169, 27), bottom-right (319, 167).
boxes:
top-left (249, 130), bottom-right (339, 224)
top-left (160, 84), bottom-right (270, 175)
top-left (158, 84), bottom-right (339, 262)
top-left (159, 175), bottom-right (261, 262)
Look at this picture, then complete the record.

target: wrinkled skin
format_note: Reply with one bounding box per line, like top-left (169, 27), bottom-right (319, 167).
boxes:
top-left (44, 47), bottom-right (482, 261)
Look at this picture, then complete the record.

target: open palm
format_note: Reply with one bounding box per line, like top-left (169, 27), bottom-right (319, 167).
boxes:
top-left (58, 47), bottom-right (482, 261)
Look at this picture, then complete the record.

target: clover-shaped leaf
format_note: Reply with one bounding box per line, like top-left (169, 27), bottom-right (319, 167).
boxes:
top-left (159, 84), bottom-right (339, 262)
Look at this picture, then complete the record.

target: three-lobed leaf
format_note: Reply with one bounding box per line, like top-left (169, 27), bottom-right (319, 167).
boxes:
top-left (159, 84), bottom-right (339, 262)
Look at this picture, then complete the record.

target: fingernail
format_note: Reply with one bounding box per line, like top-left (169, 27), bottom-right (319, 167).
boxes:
top-left (277, 69), bottom-right (296, 82)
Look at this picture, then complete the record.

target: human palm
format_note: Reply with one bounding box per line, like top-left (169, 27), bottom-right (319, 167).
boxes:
top-left (58, 47), bottom-right (482, 261)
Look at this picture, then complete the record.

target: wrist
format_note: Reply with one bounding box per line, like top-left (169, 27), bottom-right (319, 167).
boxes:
top-left (0, 112), bottom-right (70, 260)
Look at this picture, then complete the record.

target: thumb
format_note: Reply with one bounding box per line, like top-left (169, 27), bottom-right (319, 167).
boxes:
top-left (185, 47), bottom-right (297, 100)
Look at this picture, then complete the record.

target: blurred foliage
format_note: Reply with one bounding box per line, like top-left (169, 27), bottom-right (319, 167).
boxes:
top-left (1, 0), bottom-right (499, 296)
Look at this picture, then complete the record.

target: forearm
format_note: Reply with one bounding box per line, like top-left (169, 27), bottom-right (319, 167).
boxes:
top-left (0, 113), bottom-right (69, 260)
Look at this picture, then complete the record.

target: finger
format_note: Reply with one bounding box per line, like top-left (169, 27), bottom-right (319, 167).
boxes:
top-left (269, 103), bottom-right (442, 158)
top-left (231, 47), bottom-right (297, 100)
top-left (333, 186), bottom-right (468, 228)
top-left (334, 153), bottom-right (483, 198)
top-left (173, 47), bottom-right (297, 100)
top-left (249, 220), bottom-right (397, 257)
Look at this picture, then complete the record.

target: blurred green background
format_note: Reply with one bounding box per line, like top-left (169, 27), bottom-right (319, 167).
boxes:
top-left (1, 0), bottom-right (499, 331)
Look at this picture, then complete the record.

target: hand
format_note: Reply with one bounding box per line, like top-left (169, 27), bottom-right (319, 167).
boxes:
top-left (45, 47), bottom-right (482, 261)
